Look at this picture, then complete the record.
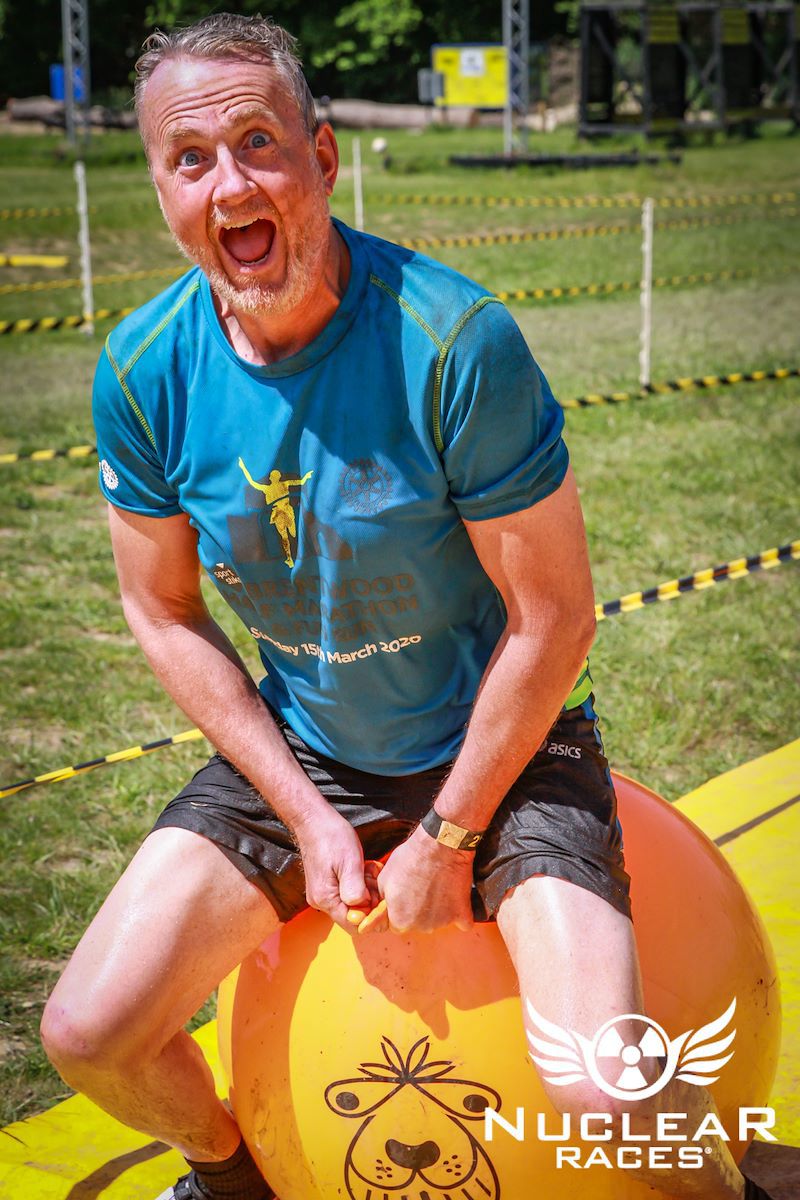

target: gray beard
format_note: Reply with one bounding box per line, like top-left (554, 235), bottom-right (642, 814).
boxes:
top-left (168, 204), bottom-right (331, 319)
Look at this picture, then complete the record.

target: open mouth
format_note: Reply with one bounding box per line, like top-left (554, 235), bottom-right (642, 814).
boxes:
top-left (218, 218), bottom-right (276, 267)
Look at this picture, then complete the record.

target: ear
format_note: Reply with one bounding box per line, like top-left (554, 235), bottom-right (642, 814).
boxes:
top-left (314, 121), bottom-right (339, 196)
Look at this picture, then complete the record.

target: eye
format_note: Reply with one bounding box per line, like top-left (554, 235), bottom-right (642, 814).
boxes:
top-left (179, 149), bottom-right (202, 168)
top-left (463, 1093), bottom-right (490, 1113)
top-left (335, 1091), bottom-right (360, 1111)
top-left (249, 131), bottom-right (270, 149)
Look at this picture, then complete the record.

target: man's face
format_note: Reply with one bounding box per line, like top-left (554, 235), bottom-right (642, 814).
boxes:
top-left (142, 55), bottom-right (339, 317)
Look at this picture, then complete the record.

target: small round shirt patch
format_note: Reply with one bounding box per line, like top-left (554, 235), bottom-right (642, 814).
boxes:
top-left (99, 459), bottom-right (119, 490)
top-left (340, 458), bottom-right (392, 515)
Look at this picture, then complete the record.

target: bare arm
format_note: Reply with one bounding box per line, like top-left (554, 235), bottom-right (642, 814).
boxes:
top-left (377, 466), bottom-right (597, 930)
top-left (107, 504), bottom-right (369, 923)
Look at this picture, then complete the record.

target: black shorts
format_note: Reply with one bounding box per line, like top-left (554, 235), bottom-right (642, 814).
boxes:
top-left (151, 698), bottom-right (631, 923)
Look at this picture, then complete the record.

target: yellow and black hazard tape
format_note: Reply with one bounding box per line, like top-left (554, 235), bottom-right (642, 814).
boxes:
top-left (596, 539), bottom-right (799, 621)
top-left (4, 191), bottom-right (795, 222)
top-left (0, 729), bottom-right (206, 801)
top-left (1, 262), bottom-right (775, 304)
top-left (2, 540), bottom-right (796, 800)
top-left (0, 264), bottom-right (185, 297)
top-left (0, 305), bottom-right (135, 336)
top-left (398, 206), bottom-right (798, 251)
top-left (2, 365), bottom-right (797, 464)
top-left (561, 366), bottom-right (799, 410)
top-left (372, 190), bottom-right (797, 211)
top-left (494, 265), bottom-right (776, 304)
top-left (0, 443), bottom-right (96, 465)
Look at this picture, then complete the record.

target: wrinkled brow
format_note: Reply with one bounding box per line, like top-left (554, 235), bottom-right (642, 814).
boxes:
top-left (163, 103), bottom-right (282, 148)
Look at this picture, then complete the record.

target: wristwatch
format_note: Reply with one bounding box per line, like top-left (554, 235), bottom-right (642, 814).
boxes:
top-left (420, 807), bottom-right (485, 851)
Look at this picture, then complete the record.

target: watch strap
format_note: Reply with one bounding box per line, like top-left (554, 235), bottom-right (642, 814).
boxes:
top-left (420, 807), bottom-right (485, 851)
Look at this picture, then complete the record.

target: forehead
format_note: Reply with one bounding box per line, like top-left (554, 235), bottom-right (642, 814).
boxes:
top-left (143, 55), bottom-right (299, 146)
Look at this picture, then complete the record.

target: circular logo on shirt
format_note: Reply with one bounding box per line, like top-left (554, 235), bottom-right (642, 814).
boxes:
top-left (99, 459), bottom-right (119, 490)
top-left (340, 458), bottom-right (393, 515)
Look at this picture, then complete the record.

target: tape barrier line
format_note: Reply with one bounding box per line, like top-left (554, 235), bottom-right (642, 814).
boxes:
top-left (3, 365), bottom-right (797, 464)
top-left (2, 262), bottom-right (780, 303)
top-left (372, 190), bottom-right (798, 211)
top-left (596, 539), bottom-right (799, 622)
top-left (0, 264), bottom-right (184, 297)
top-left (494, 264), bottom-right (786, 304)
top-left (0, 305), bottom-right (135, 336)
top-left (1, 541), bottom-right (796, 801)
top-left (0, 199), bottom-right (156, 222)
top-left (0, 253), bottom-right (69, 268)
top-left (397, 206), bottom-right (798, 251)
top-left (562, 366), bottom-right (799, 410)
top-left (0, 729), bottom-right (206, 800)
top-left (3, 191), bottom-right (796, 222)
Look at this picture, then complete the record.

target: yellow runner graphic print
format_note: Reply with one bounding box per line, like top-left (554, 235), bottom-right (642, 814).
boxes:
top-left (238, 458), bottom-right (313, 568)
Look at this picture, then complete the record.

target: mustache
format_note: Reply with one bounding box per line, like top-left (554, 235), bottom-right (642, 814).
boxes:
top-left (209, 204), bottom-right (280, 232)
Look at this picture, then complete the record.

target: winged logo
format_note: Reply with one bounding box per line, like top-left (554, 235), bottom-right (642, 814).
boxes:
top-left (525, 998), bottom-right (737, 1102)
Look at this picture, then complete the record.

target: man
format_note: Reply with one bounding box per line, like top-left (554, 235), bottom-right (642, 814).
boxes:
top-left (40, 15), bottom-right (773, 1200)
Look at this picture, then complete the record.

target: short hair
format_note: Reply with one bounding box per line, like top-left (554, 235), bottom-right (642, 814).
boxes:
top-left (134, 13), bottom-right (318, 141)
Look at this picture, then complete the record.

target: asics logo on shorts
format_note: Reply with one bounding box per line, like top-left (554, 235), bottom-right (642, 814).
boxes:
top-left (546, 742), bottom-right (581, 759)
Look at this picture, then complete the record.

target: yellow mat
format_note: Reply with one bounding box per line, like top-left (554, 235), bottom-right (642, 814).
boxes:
top-left (676, 738), bottom-right (800, 1147)
top-left (2, 742), bottom-right (797, 1196)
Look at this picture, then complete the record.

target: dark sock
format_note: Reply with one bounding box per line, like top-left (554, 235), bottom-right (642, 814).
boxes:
top-left (186, 1139), bottom-right (271, 1200)
top-left (744, 1179), bottom-right (776, 1200)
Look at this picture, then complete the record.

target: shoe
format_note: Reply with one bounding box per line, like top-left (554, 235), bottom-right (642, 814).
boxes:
top-left (154, 1173), bottom-right (211, 1200)
top-left (744, 1179), bottom-right (776, 1200)
top-left (154, 1170), bottom-right (276, 1200)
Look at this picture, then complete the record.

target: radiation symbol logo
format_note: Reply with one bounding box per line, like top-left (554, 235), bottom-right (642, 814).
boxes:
top-left (526, 998), bottom-right (737, 1103)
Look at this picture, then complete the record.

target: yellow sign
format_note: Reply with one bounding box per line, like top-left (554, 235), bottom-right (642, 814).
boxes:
top-left (431, 44), bottom-right (508, 109)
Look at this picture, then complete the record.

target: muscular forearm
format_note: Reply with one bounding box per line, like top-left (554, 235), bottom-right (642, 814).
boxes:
top-left (433, 610), bottom-right (596, 831)
top-left (123, 604), bottom-right (330, 835)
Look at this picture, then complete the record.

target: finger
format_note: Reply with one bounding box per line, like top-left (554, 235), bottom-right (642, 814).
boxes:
top-left (454, 916), bottom-right (474, 932)
top-left (356, 899), bottom-right (388, 935)
top-left (364, 859), bottom-right (384, 880)
top-left (346, 907), bottom-right (367, 927)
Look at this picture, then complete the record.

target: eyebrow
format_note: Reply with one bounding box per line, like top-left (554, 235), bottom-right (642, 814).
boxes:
top-left (163, 104), bottom-right (282, 148)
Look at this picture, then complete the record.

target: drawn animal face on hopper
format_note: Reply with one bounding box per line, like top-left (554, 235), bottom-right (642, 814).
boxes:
top-left (141, 55), bottom-right (340, 321)
top-left (325, 1036), bottom-right (502, 1200)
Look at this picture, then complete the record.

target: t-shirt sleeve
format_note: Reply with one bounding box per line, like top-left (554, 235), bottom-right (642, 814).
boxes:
top-left (439, 298), bottom-right (568, 521)
top-left (92, 342), bottom-right (182, 516)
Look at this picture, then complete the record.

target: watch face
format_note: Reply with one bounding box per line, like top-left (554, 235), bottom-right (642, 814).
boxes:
top-left (438, 821), bottom-right (468, 850)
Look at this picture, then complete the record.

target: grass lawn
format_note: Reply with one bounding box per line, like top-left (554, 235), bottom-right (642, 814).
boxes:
top-left (0, 120), bottom-right (798, 1126)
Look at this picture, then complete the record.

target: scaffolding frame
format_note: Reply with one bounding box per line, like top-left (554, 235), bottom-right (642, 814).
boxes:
top-left (60, 0), bottom-right (91, 147)
top-left (503, 0), bottom-right (530, 155)
top-left (579, 1), bottom-right (799, 137)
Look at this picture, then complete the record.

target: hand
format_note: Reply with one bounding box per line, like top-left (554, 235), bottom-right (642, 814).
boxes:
top-left (367, 825), bottom-right (475, 934)
top-left (294, 810), bottom-right (369, 931)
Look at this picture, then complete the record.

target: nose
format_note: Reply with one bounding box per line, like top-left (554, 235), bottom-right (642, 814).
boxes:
top-left (212, 145), bottom-right (256, 205)
top-left (384, 1139), bottom-right (440, 1171)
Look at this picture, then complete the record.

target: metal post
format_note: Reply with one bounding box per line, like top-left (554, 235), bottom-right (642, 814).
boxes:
top-left (74, 160), bottom-right (95, 336)
top-left (503, 0), bottom-right (530, 157)
top-left (352, 137), bottom-right (365, 232)
top-left (60, 0), bottom-right (91, 148)
top-left (639, 197), bottom-right (654, 389)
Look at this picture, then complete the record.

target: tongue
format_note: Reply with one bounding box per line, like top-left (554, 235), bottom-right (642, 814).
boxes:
top-left (223, 219), bottom-right (274, 264)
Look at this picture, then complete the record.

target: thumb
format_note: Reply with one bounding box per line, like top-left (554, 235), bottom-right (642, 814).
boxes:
top-left (338, 862), bottom-right (369, 909)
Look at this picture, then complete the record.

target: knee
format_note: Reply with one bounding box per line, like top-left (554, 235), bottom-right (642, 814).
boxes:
top-left (40, 988), bottom-right (139, 1083)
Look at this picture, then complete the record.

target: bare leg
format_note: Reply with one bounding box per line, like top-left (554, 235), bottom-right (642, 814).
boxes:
top-left (497, 876), bottom-right (745, 1200)
top-left (41, 827), bottom-right (280, 1161)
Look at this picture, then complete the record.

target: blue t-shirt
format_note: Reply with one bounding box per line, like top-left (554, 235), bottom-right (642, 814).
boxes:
top-left (93, 220), bottom-right (570, 774)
